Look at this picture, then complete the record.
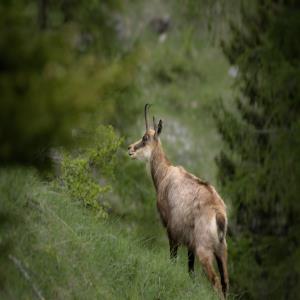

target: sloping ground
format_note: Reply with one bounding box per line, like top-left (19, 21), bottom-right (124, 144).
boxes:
top-left (0, 168), bottom-right (217, 299)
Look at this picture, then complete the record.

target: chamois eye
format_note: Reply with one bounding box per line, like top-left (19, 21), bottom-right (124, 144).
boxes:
top-left (142, 135), bottom-right (148, 142)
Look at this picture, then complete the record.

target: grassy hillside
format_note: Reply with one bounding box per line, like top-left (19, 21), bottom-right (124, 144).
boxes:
top-left (3, 1), bottom-right (297, 299)
top-left (0, 168), bottom-right (217, 299)
top-left (0, 1), bottom-right (237, 299)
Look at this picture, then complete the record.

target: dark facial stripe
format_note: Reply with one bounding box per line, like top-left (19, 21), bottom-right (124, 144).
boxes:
top-left (133, 140), bottom-right (145, 151)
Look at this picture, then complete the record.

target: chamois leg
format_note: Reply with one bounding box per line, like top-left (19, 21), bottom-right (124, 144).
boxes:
top-left (169, 239), bottom-right (178, 261)
top-left (215, 242), bottom-right (229, 299)
top-left (196, 246), bottom-right (223, 299)
top-left (168, 233), bottom-right (178, 261)
top-left (188, 249), bottom-right (195, 274)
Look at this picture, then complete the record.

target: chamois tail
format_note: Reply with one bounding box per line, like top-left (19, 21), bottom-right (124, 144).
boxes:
top-left (216, 212), bottom-right (226, 243)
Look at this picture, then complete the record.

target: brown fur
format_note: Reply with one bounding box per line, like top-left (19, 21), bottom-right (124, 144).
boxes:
top-left (129, 125), bottom-right (229, 299)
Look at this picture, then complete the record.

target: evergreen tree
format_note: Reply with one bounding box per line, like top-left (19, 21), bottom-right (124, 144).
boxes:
top-left (215, 1), bottom-right (300, 299)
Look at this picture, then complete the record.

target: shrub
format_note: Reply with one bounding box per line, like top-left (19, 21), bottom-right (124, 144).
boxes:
top-left (61, 125), bottom-right (122, 217)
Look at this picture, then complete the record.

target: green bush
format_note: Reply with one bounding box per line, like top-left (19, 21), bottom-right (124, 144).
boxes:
top-left (61, 125), bottom-right (122, 217)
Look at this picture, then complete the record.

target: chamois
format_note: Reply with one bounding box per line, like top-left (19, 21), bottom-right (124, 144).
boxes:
top-left (128, 104), bottom-right (229, 299)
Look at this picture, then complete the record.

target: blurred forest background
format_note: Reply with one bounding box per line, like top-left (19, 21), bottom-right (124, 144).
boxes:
top-left (0, 0), bottom-right (299, 299)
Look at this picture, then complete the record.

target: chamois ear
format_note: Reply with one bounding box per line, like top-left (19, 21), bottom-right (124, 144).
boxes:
top-left (157, 119), bottom-right (163, 136)
top-left (153, 116), bottom-right (163, 139)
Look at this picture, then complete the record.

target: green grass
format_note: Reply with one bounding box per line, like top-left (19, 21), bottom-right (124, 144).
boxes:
top-left (0, 168), bottom-right (217, 299)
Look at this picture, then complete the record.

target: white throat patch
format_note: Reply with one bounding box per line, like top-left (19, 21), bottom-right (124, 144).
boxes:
top-left (136, 146), bottom-right (152, 161)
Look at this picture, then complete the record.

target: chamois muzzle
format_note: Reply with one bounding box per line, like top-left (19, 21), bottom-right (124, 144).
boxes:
top-left (128, 144), bottom-right (137, 159)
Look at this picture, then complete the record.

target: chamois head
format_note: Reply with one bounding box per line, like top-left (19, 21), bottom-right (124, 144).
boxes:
top-left (128, 104), bottom-right (163, 161)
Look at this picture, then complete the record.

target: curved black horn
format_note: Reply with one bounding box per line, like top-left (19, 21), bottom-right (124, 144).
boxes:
top-left (144, 104), bottom-right (151, 131)
top-left (153, 116), bottom-right (157, 132)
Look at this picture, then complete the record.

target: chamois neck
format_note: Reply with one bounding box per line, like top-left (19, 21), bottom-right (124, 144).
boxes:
top-left (150, 142), bottom-right (171, 191)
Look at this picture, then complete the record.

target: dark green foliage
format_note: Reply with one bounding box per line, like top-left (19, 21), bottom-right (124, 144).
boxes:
top-left (216, 1), bottom-right (300, 299)
top-left (0, 0), bottom-right (136, 166)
